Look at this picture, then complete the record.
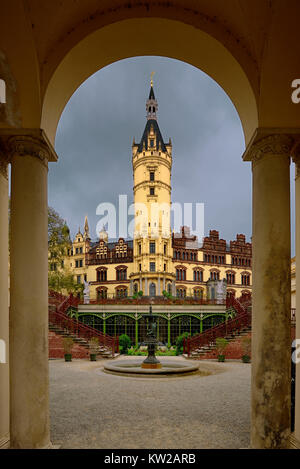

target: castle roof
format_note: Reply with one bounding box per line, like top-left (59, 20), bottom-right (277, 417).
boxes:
top-left (137, 119), bottom-right (167, 152)
top-left (136, 81), bottom-right (169, 153)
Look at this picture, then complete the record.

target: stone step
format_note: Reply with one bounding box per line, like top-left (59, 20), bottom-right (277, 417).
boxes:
top-left (49, 321), bottom-right (117, 357)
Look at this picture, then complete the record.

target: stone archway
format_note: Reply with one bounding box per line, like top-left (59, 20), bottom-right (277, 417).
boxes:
top-left (41, 17), bottom-right (258, 146)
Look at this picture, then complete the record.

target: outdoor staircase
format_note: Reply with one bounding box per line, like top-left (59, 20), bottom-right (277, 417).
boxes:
top-left (183, 294), bottom-right (252, 359)
top-left (48, 290), bottom-right (119, 359)
top-left (48, 321), bottom-right (115, 359)
top-left (187, 324), bottom-right (251, 359)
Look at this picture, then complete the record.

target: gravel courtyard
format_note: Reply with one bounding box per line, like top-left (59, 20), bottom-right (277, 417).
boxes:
top-left (49, 356), bottom-right (251, 449)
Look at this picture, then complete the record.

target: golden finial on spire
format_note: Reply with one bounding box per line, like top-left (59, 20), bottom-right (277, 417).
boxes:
top-left (150, 71), bottom-right (155, 87)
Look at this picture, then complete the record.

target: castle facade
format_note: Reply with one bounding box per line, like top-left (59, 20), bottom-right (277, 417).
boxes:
top-left (62, 81), bottom-right (252, 302)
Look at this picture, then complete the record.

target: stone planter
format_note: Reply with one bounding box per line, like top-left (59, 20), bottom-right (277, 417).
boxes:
top-left (64, 353), bottom-right (72, 362)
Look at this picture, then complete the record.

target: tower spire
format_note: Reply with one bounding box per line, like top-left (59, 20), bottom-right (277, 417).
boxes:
top-left (146, 72), bottom-right (158, 121)
top-left (137, 76), bottom-right (167, 153)
top-left (83, 215), bottom-right (90, 240)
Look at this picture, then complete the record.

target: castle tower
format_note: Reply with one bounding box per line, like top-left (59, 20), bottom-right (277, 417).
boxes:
top-left (130, 77), bottom-right (175, 296)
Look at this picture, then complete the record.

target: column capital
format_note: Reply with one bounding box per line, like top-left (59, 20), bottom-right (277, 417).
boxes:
top-left (0, 129), bottom-right (58, 168)
top-left (243, 128), bottom-right (300, 166)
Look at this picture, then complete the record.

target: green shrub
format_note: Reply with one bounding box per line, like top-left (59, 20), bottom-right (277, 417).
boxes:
top-left (162, 290), bottom-right (173, 300)
top-left (175, 332), bottom-right (190, 355)
top-left (215, 337), bottom-right (228, 361)
top-left (119, 334), bottom-right (131, 354)
top-left (138, 291), bottom-right (143, 297)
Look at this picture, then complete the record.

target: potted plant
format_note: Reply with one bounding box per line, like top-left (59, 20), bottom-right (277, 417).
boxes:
top-left (119, 334), bottom-right (131, 354)
top-left (63, 337), bottom-right (74, 362)
top-left (89, 337), bottom-right (99, 361)
top-left (241, 335), bottom-right (251, 363)
top-left (215, 337), bottom-right (228, 362)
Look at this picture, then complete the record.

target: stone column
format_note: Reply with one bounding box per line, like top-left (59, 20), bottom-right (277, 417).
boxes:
top-left (9, 134), bottom-right (56, 449)
top-left (129, 279), bottom-right (133, 296)
top-left (163, 276), bottom-right (166, 292)
top-left (145, 277), bottom-right (148, 296)
top-left (158, 275), bottom-right (161, 295)
top-left (244, 132), bottom-right (293, 449)
top-left (0, 153), bottom-right (9, 449)
top-left (292, 144), bottom-right (300, 443)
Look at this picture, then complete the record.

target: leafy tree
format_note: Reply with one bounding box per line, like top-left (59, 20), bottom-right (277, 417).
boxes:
top-left (48, 207), bottom-right (82, 295)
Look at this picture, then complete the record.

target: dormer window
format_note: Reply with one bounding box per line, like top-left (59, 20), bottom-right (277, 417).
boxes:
top-left (150, 139), bottom-right (154, 148)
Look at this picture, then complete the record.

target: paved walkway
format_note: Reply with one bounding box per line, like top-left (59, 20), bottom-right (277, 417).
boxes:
top-left (49, 356), bottom-right (251, 449)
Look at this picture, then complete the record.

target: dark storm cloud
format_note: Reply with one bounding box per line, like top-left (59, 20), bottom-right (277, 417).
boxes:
top-left (49, 56), bottom-right (295, 252)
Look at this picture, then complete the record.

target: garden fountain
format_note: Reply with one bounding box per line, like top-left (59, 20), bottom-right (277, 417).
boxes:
top-left (103, 304), bottom-right (200, 376)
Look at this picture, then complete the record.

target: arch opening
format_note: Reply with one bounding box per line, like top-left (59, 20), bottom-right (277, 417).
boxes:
top-left (41, 18), bottom-right (258, 146)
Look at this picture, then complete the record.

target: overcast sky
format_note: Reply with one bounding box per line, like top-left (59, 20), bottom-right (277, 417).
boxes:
top-left (49, 56), bottom-right (296, 252)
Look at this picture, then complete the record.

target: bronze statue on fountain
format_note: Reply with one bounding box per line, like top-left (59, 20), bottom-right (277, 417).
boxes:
top-left (141, 303), bottom-right (162, 369)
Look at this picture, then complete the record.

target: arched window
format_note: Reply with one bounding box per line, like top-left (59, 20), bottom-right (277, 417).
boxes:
top-left (210, 271), bottom-right (220, 281)
top-left (176, 288), bottom-right (186, 299)
top-left (194, 288), bottom-right (203, 299)
top-left (149, 283), bottom-right (156, 297)
top-left (116, 266), bottom-right (127, 281)
top-left (97, 287), bottom-right (107, 300)
top-left (241, 273), bottom-right (250, 286)
top-left (193, 269), bottom-right (203, 282)
top-left (176, 266), bottom-right (186, 282)
top-left (226, 272), bottom-right (235, 285)
top-left (97, 268), bottom-right (107, 282)
top-left (116, 287), bottom-right (127, 298)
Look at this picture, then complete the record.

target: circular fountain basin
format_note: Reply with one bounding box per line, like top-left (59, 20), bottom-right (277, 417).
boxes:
top-left (104, 359), bottom-right (199, 375)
